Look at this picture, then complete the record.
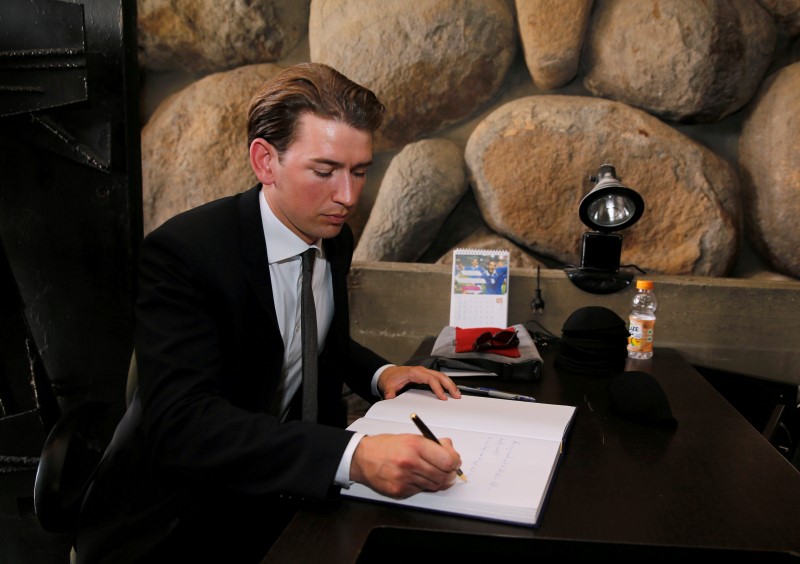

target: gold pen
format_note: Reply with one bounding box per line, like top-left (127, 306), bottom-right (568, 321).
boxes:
top-left (410, 413), bottom-right (468, 482)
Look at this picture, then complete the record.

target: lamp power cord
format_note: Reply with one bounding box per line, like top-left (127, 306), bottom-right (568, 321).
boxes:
top-left (531, 266), bottom-right (545, 314)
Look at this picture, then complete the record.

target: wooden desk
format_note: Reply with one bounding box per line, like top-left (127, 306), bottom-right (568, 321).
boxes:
top-left (264, 345), bottom-right (800, 563)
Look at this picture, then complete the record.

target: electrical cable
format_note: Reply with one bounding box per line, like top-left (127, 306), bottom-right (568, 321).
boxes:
top-left (524, 318), bottom-right (561, 349)
top-left (531, 266), bottom-right (545, 314)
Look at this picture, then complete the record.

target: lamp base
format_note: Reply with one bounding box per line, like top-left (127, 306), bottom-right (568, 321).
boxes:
top-left (564, 267), bottom-right (634, 294)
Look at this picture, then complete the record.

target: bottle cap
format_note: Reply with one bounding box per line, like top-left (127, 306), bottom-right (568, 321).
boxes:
top-left (636, 280), bottom-right (653, 290)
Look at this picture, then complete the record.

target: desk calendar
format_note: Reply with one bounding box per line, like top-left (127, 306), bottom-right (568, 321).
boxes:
top-left (449, 248), bottom-right (510, 328)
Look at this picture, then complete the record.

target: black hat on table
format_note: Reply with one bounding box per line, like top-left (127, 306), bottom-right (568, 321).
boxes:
top-left (555, 306), bottom-right (629, 376)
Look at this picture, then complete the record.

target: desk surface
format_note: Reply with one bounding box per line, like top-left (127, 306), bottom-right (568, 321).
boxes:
top-left (264, 345), bottom-right (800, 563)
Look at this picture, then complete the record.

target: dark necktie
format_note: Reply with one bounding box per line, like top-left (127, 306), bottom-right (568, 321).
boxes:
top-left (301, 248), bottom-right (318, 422)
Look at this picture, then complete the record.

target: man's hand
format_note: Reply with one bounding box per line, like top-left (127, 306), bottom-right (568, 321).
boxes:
top-left (350, 434), bottom-right (462, 499)
top-left (378, 365), bottom-right (461, 400)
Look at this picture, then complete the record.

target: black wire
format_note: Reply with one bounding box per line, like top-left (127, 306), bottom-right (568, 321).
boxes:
top-left (524, 318), bottom-right (561, 348)
top-left (619, 264), bottom-right (648, 274)
top-left (531, 265), bottom-right (545, 314)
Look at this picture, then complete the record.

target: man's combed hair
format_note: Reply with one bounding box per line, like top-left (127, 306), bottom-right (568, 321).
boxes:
top-left (247, 63), bottom-right (385, 155)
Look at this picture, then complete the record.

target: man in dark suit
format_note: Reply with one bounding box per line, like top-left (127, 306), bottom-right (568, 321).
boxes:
top-left (76, 63), bottom-right (463, 563)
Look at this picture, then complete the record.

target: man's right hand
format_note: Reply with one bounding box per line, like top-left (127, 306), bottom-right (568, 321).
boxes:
top-left (349, 434), bottom-right (462, 499)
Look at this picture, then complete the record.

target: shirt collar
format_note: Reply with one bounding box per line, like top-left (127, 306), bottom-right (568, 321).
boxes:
top-left (259, 188), bottom-right (320, 264)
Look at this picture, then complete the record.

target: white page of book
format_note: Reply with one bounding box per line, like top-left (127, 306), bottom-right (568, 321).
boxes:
top-left (344, 417), bottom-right (563, 524)
top-left (362, 389), bottom-right (575, 442)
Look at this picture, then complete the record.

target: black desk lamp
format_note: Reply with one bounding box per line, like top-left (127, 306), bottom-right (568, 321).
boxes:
top-left (565, 164), bottom-right (645, 294)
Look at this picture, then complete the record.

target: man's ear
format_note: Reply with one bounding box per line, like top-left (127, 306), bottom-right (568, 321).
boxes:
top-left (249, 138), bottom-right (277, 185)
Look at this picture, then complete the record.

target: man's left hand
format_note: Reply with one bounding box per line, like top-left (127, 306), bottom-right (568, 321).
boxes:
top-left (378, 365), bottom-right (461, 400)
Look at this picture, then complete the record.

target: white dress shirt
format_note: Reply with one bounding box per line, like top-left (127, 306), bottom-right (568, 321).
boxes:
top-left (259, 190), bottom-right (387, 487)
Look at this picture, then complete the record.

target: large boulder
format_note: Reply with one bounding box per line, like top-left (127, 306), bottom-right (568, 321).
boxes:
top-left (355, 138), bottom-right (467, 262)
top-left (739, 62), bottom-right (800, 279)
top-left (465, 95), bottom-right (741, 276)
top-left (309, 0), bottom-right (516, 152)
top-left (757, 0), bottom-right (800, 37)
top-left (138, 0), bottom-right (309, 73)
top-left (582, 0), bottom-right (776, 123)
top-left (515, 0), bottom-right (594, 90)
top-left (141, 64), bottom-right (283, 233)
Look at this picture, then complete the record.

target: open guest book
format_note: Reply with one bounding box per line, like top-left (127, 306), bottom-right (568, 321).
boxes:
top-left (343, 389), bottom-right (577, 527)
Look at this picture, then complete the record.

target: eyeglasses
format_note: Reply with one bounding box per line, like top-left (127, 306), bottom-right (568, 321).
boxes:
top-left (472, 329), bottom-right (519, 352)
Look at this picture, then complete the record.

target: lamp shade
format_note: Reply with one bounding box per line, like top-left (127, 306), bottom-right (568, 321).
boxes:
top-left (579, 164), bottom-right (644, 232)
top-left (566, 164), bottom-right (647, 294)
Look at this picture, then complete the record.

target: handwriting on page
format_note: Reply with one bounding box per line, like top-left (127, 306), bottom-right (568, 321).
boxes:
top-left (466, 436), bottom-right (523, 490)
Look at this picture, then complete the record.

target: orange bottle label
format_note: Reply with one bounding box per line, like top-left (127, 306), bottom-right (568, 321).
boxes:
top-left (628, 317), bottom-right (655, 353)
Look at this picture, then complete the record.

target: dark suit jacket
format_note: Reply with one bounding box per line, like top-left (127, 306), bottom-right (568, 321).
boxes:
top-left (77, 184), bottom-right (388, 563)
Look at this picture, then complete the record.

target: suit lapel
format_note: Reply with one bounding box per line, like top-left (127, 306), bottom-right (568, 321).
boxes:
top-left (323, 225), bottom-right (353, 344)
top-left (324, 236), bottom-right (345, 308)
top-left (238, 184), bottom-right (280, 330)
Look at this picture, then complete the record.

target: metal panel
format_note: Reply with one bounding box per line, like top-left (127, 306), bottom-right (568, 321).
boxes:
top-left (0, 0), bottom-right (88, 117)
top-left (0, 0), bottom-right (141, 450)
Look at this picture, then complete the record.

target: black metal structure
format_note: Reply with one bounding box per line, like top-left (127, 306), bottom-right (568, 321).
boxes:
top-left (0, 0), bottom-right (141, 560)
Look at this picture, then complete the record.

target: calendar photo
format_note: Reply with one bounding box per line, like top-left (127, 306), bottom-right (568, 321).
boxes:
top-left (449, 248), bottom-right (510, 328)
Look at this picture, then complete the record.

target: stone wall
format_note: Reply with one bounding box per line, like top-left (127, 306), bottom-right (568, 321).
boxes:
top-left (138, 0), bottom-right (800, 282)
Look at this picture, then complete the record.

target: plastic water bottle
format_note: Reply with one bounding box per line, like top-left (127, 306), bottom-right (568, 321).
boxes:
top-left (627, 280), bottom-right (657, 359)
